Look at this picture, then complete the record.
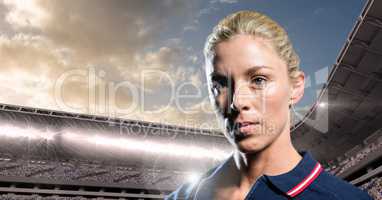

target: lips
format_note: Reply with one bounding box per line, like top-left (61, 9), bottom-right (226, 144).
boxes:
top-left (229, 120), bottom-right (260, 138)
top-left (238, 122), bottom-right (258, 133)
top-left (238, 122), bottom-right (256, 128)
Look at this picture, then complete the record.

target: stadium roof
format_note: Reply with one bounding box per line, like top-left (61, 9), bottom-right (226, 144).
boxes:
top-left (292, 0), bottom-right (382, 163)
top-left (0, 102), bottom-right (231, 171)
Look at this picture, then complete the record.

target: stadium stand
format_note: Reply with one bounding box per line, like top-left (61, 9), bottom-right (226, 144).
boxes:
top-left (0, 0), bottom-right (381, 199)
top-left (360, 177), bottom-right (382, 200)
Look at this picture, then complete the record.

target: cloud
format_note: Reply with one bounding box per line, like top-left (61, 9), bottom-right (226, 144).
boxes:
top-left (0, 68), bottom-right (54, 109)
top-left (182, 4), bottom-right (219, 33)
top-left (3, 0), bottom-right (49, 29)
top-left (0, 0), bottom-right (222, 129)
top-left (183, 24), bottom-right (198, 32)
top-left (0, 33), bottom-right (192, 112)
top-left (0, 0), bottom-right (193, 85)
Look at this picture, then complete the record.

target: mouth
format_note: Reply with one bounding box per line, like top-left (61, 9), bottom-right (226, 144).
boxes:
top-left (228, 121), bottom-right (260, 141)
top-left (238, 122), bottom-right (258, 133)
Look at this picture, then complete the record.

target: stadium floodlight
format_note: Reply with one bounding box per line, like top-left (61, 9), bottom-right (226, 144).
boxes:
top-left (0, 124), bottom-right (55, 140)
top-left (187, 172), bottom-right (201, 184)
top-left (62, 132), bottom-right (229, 160)
top-left (90, 135), bottom-right (228, 160)
top-left (319, 102), bottom-right (326, 108)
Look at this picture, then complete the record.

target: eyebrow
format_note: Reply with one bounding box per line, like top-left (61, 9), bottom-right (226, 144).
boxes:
top-left (245, 65), bottom-right (273, 75)
top-left (210, 65), bottom-right (273, 78)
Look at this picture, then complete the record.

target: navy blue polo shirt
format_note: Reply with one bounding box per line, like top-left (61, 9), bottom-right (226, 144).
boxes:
top-left (165, 152), bottom-right (372, 200)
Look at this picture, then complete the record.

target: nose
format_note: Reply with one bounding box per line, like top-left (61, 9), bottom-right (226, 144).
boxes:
top-left (230, 81), bottom-right (252, 113)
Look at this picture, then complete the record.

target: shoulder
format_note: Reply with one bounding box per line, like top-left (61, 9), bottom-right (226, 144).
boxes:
top-left (310, 170), bottom-right (373, 200)
top-left (165, 165), bottom-right (221, 200)
top-left (165, 182), bottom-right (195, 200)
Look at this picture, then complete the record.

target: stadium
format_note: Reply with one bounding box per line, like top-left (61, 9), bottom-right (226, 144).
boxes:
top-left (0, 0), bottom-right (381, 199)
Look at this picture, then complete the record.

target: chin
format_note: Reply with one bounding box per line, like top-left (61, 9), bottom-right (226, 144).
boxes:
top-left (235, 137), bottom-right (268, 154)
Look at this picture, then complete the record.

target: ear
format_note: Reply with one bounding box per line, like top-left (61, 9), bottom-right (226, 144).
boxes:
top-left (290, 71), bottom-right (305, 105)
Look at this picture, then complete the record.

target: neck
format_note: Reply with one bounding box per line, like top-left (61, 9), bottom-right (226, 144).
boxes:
top-left (234, 127), bottom-right (302, 187)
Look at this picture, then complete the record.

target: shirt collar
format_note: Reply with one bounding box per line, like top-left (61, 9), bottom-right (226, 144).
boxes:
top-left (265, 151), bottom-right (323, 197)
top-left (195, 151), bottom-right (323, 199)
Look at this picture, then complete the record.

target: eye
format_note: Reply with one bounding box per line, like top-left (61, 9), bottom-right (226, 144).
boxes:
top-left (250, 76), bottom-right (267, 88)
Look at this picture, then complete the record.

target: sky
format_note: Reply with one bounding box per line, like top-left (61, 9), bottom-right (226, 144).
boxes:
top-left (0, 0), bottom-right (365, 131)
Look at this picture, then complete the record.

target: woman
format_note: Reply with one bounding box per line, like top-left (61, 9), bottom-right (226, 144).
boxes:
top-left (166, 10), bottom-right (372, 200)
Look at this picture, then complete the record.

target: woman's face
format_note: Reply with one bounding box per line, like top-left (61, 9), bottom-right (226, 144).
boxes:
top-left (209, 34), bottom-right (293, 154)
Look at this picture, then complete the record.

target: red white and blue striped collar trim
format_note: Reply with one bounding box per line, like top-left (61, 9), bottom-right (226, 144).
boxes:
top-left (266, 152), bottom-right (324, 198)
top-left (286, 162), bottom-right (323, 197)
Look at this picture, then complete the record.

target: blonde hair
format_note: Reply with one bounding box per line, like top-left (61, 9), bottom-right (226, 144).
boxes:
top-left (204, 10), bottom-right (301, 81)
